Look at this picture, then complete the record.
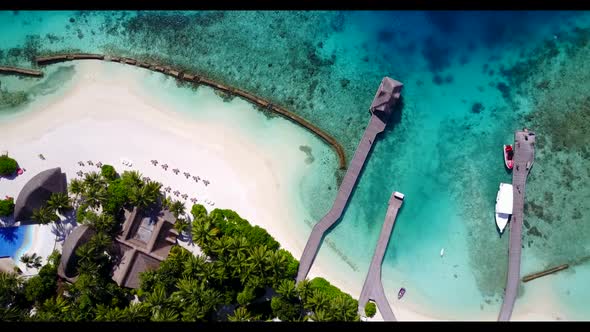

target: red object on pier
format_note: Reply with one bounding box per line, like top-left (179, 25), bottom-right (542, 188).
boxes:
top-left (504, 145), bottom-right (514, 170)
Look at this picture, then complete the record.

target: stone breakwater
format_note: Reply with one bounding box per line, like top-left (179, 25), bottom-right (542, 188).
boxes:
top-left (34, 53), bottom-right (347, 170)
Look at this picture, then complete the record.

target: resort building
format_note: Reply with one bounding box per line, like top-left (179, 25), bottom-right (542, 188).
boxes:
top-left (111, 208), bottom-right (178, 289)
top-left (57, 207), bottom-right (178, 289)
top-left (57, 224), bottom-right (96, 283)
top-left (13, 167), bottom-right (67, 224)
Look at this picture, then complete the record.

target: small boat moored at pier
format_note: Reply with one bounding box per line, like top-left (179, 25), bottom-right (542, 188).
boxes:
top-left (504, 145), bottom-right (514, 170)
top-left (495, 182), bottom-right (513, 234)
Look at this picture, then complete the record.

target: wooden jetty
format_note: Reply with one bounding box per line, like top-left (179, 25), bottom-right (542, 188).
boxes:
top-left (295, 77), bottom-right (403, 283)
top-left (358, 192), bottom-right (404, 321)
top-left (0, 66), bottom-right (43, 77)
top-left (522, 264), bottom-right (568, 283)
top-left (498, 128), bottom-right (536, 321)
top-left (33, 52), bottom-right (347, 169)
top-left (36, 53), bottom-right (103, 65)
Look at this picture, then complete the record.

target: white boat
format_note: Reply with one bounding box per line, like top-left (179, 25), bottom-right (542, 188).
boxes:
top-left (440, 248), bottom-right (445, 257)
top-left (495, 183), bottom-right (513, 234)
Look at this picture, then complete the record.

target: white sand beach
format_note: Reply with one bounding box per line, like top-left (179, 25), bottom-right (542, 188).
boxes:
top-left (0, 60), bottom-right (562, 321)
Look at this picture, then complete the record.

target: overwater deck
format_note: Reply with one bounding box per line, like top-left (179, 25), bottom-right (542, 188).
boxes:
top-left (358, 192), bottom-right (404, 321)
top-left (295, 77), bottom-right (403, 283)
top-left (498, 129), bottom-right (536, 321)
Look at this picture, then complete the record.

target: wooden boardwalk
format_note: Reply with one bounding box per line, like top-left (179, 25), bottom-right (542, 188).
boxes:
top-left (358, 192), bottom-right (404, 321)
top-left (296, 77), bottom-right (403, 283)
top-left (0, 66), bottom-right (43, 77)
top-left (498, 129), bottom-right (536, 321)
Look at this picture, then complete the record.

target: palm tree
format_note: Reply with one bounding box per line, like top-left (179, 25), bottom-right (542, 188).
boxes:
top-left (180, 303), bottom-right (209, 322)
top-left (95, 304), bottom-right (126, 322)
top-left (151, 307), bottom-right (179, 322)
top-left (210, 237), bottom-right (232, 258)
top-left (121, 170), bottom-right (143, 189)
top-left (296, 278), bottom-right (313, 303)
top-left (122, 302), bottom-right (150, 322)
top-left (162, 196), bottom-right (173, 209)
top-left (266, 250), bottom-right (287, 285)
top-left (83, 171), bottom-right (105, 189)
top-left (328, 295), bottom-right (359, 321)
top-left (307, 289), bottom-right (329, 313)
top-left (130, 185), bottom-right (156, 209)
top-left (144, 284), bottom-right (170, 316)
top-left (36, 296), bottom-right (70, 320)
top-left (20, 253), bottom-right (43, 269)
top-left (31, 206), bottom-right (58, 225)
top-left (89, 232), bottom-right (112, 252)
top-left (182, 254), bottom-right (207, 278)
top-left (309, 308), bottom-right (330, 322)
top-left (169, 200), bottom-right (186, 218)
top-left (75, 243), bottom-right (97, 265)
top-left (84, 186), bottom-right (107, 209)
top-left (68, 178), bottom-right (85, 205)
top-left (0, 306), bottom-right (24, 322)
top-left (87, 213), bottom-right (116, 234)
top-left (47, 192), bottom-right (72, 214)
top-left (191, 219), bottom-right (219, 247)
top-left (196, 261), bottom-right (216, 285)
top-left (228, 306), bottom-right (256, 322)
top-left (277, 279), bottom-right (297, 301)
top-left (173, 218), bottom-right (190, 238)
top-left (143, 180), bottom-right (162, 200)
top-left (247, 245), bottom-right (270, 279)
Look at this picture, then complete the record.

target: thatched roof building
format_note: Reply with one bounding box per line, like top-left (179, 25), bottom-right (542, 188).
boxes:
top-left (13, 168), bottom-right (67, 223)
top-left (369, 77), bottom-right (403, 120)
top-left (56, 207), bottom-right (178, 288)
top-left (57, 225), bottom-right (96, 283)
top-left (111, 208), bottom-right (178, 289)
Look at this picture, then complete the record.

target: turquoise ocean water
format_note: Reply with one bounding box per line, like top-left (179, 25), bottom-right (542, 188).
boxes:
top-left (1, 11), bottom-right (589, 320)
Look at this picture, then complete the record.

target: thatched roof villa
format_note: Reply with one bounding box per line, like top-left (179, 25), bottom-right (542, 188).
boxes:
top-left (112, 208), bottom-right (178, 289)
top-left (13, 167), bottom-right (67, 223)
top-left (57, 207), bottom-right (178, 289)
top-left (57, 224), bottom-right (96, 283)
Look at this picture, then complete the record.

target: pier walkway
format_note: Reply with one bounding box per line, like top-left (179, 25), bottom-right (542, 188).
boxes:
top-left (0, 66), bottom-right (43, 77)
top-left (498, 129), bottom-right (536, 321)
top-left (358, 192), bottom-right (404, 321)
top-left (295, 77), bottom-right (403, 283)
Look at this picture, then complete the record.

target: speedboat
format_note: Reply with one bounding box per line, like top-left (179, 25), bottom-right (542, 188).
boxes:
top-left (398, 287), bottom-right (406, 300)
top-left (504, 145), bottom-right (514, 170)
top-left (495, 183), bottom-right (513, 234)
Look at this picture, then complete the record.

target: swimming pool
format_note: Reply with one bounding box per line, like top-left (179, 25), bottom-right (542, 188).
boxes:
top-left (0, 225), bottom-right (32, 260)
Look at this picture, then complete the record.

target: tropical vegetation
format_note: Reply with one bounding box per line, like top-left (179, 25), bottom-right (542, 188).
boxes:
top-left (364, 301), bottom-right (377, 318)
top-left (0, 154), bottom-right (18, 176)
top-left (0, 164), bottom-right (360, 321)
top-left (0, 196), bottom-right (15, 216)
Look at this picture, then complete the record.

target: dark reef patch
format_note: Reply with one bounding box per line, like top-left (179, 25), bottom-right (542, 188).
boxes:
top-left (377, 29), bottom-right (394, 44)
top-left (471, 102), bottom-right (484, 114)
top-left (421, 36), bottom-right (452, 73)
top-left (299, 145), bottom-right (315, 164)
top-left (496, 82), bottom-right (510, 100)
top-left (432, 73), bottom-right (443, 85)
